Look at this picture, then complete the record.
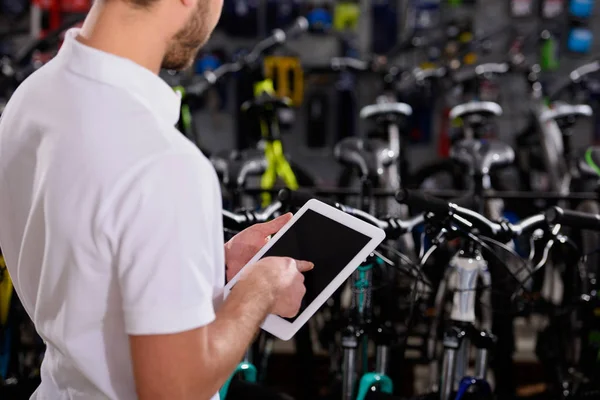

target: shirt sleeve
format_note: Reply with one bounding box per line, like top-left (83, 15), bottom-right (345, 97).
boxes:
top-left (101, 152), bottom-right (223, 335)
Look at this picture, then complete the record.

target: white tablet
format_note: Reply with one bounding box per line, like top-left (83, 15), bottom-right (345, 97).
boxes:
top-left (223, 199), bottom-right (386, 341)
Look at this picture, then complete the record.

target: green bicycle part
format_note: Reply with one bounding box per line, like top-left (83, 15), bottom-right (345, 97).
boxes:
top-left (355, 264), bottom-right (373, 315)
top-left (181, 104), bottom-right (193, 136)
top-left (585, 148), bottom-right (600, 177)
top-left (173, 86), bottom-right (194, 138)
top-left (540, 35), bottom-right (559, 72)
top-left (219, 362), bottom-right (258, 399)
top-left (356, 372), bottom-right (394, 400)
top-left (0, 256), bottom-right (11, 326)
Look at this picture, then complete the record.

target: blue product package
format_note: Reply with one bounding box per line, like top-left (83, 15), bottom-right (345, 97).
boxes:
top-left (195, 54), bottom-right (221, 75)
top-left (567, 27), bottom-right (593, 53)
top-left (569, 0), bottom-right (595, 18)
top-left (307, 7), bottom-right (333, 32)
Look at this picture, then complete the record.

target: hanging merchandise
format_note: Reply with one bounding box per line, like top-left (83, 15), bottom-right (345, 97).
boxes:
top-left (540, 30), bottom-right (560, 70)
top-left (569, 0), bottom-right (594, 17)
top-left (195, 53), bottom-right (222, 75)
top-left (333, 1), bottom-right (361, 32)
top-left (567, 26), bottom-right (593, 53)
top-left (511, 0), bottom-right (536, 17)
top-left (371, 0), bottom-right (399, 54)
top-left (567, 0), bottom-right (594, 53)
top-left (412, 0), bottom-right (441, 32)
top-left (306, 90), bottom-right (330, 148)
top-left (222, 0), bottom-right (260, 38)
top-left (266, 0), bottom-right (301, 31)
top-left (306, 7), bottom-right (333, 33)
top-left (541, 0), bottom-right (566, 18)
top-left (263, 56), bottom-right (304, 106)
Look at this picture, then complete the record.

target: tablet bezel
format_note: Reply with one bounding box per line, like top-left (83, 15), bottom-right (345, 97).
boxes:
top-left (223, 199), bottom-right (386, 341)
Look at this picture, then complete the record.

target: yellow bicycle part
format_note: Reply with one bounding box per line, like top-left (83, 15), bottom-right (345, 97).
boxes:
top-left (260, 139), bottom-right (299, 207)
top-left (333, 2), bottom-right (360, 31)
top-left (263, 56), bottom-right (304, 106)
top-left (251, 79), bottom-right (300, 206)
top-left (254, 79), bottom-right (276, 97)
top-left (0, 255), bottom-right (12, 326)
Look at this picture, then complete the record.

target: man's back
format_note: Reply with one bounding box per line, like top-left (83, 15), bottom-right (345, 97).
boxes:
top-left (0, 31), bottom-right (224, 399)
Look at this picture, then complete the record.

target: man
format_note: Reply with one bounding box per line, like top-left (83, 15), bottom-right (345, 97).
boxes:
top-left (0, 0), bottom-right (313, 398)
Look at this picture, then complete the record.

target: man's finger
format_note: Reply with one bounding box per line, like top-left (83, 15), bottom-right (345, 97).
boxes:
top-left (295, 260), bottom-right (314, 272)
top-left (255, 213), bottom-right (293, 234)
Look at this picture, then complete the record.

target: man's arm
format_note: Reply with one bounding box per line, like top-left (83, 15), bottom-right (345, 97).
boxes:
top-left (129, 257), bottom-right (311, 400)
top-left (129, 275), bottom-right (273, 400)
top-left (104, 153), bottom-right (309, 399)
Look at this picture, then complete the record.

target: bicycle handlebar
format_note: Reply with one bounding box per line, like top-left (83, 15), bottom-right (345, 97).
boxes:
top-left (396, 189), bottom-right (548, 241)
top-left (545, 206), bottom-right (600, 231)
top-left (546, 59), bottom-right (600, 100)
top-left (222, 201), bottom-right (283, 231)
top-left (330, 57), bottom-right (371, 72)
top-left (276, 189), bottom-right (424, 239)
top-left (570, 60), bottom-right (600, 82)
top-left (186, 17), bottom-right (308, 97)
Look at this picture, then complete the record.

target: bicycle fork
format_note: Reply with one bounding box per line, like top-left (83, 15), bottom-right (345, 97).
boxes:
top-left (440, 252), bottom-right (495, 400)
top-left (342, 263), bottom-right (372, 400)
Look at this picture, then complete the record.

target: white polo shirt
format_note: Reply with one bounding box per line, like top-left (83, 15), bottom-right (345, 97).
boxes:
top-left (0, 29), bottom-right (224, 399)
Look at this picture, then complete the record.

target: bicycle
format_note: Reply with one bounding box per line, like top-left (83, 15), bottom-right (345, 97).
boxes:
top-left (180, 17), bottom-right (318, 209)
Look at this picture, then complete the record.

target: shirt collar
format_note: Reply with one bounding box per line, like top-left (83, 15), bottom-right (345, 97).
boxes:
top-left (57, 29), bottom-right (181, 126)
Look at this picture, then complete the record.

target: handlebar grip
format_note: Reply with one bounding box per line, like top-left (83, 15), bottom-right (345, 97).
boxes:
top-left (545, 207), bottom-right (600, 231)
top-left (284, 16), bottom-right (309, 38)
top-left (395, 189), bottom-right (450, 216)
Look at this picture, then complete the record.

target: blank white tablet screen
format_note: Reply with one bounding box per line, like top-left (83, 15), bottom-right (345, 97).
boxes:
top-left (259, 209), bottom-right (371, 322)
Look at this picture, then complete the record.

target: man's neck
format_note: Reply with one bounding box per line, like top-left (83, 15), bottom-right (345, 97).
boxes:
top-left (77, 2), bottom-right (167, 74)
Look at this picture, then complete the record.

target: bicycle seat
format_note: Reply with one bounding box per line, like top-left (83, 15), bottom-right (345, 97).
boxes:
top-left (359, 102), bottom-right (413, 123)
top-left (241, 92), bottom-right (292, 113)
top-left (449, 101), bottom-right (503, 121)
top-left (334, 137), bottom-right (398, 179)
top-left (450, 139), bottom-right (515, 175)
top-left (578, 147), bottom-right (600, 179)
top-left (539, 102), bottom-right (593, 130)
top-left (210, 149), bottom-right (267, 187)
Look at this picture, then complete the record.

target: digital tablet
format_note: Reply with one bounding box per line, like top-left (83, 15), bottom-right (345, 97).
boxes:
top-left (223, 199), bottom-right (386, 341)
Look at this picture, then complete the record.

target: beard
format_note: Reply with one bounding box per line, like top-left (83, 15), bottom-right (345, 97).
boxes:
top-left (161, 1), bottom-right (214, 71)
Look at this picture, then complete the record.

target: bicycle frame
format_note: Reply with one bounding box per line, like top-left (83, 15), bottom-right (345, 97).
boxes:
top-left (438, 247), bottom-right (494, 400)
top-left (341, 256), bottom-right (394, 400)
top-left (253, 80), bottom-right (299, 208)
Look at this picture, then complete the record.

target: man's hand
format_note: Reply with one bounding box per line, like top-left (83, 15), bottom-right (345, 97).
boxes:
top-left (224, 213), bottom-right (293, 282)
top-left (238, 256), bottom-right (314, 318)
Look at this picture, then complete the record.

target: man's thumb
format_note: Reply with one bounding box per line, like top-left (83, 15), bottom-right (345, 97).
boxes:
top-left (259, 213), bottom-right (293, 234)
